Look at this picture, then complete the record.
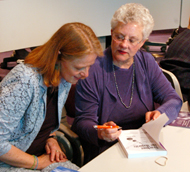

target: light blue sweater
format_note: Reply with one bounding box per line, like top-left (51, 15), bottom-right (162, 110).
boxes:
top-left (0, 63), bottom-right (71, 167)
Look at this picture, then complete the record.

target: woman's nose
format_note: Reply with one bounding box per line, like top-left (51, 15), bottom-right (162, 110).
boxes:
top-left (80, 67), bottom-right (89, 78)
top-left (119, 39), bottom-right (130, 48)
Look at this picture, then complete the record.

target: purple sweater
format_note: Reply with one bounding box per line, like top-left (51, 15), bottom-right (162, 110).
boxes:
top-left (72, 47), bottom-right (182, 163)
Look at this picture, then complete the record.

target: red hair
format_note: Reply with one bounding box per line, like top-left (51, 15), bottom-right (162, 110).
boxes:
top-left (24, 22), bottom-right (103, 87)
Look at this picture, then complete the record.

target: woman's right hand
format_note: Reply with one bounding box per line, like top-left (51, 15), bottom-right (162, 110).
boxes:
top-left (0, 145), bottom-right (67, 170)
top-left (97, 121), bottom-right (122, 142)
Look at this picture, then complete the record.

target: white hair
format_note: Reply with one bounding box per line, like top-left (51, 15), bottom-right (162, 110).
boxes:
top-left (111, 3), bottom-right (154, 40)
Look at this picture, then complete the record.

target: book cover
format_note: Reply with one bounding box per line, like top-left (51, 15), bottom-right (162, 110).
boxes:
top-left (118, 113), bottom-right (169, 158)
top-left (169, 111), bottom-right (190, 128)
top-left (51, 166), bottom-right (79, 172)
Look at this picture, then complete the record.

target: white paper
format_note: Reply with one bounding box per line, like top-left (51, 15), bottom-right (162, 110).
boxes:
top-left (141, 113), bottom-right (169, 145)
top-left (118, 113), bottom-right (169, 158)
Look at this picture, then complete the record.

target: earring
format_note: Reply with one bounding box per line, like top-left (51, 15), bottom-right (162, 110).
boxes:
top-left (55, 64), bottom-right (59, 70)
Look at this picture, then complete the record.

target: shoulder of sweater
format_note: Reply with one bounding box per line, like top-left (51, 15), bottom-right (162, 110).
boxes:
top-left (135, 50), bottom-right (155, 62)
top-left (9, 63), bottom-right (41, 83)
top-left (12, 63), bottom-right (38, 74)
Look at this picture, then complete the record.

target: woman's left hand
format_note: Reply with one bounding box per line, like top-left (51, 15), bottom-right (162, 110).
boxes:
top-left (45, 135), bottom-right (67, 162)
top-left (145, 110), bottom-right (161, 123)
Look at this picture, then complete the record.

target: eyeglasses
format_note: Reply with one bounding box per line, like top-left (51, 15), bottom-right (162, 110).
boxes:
top-left (112, 32), bottom-right (142, 47)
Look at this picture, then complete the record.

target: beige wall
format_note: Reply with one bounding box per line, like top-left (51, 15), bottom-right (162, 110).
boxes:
top-left (0, 0), bottom-right (181, 52)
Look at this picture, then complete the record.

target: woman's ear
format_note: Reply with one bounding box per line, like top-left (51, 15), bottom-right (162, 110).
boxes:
top-left (139, 38), bottom-right (147, 48)
top-left (111, 29), bottom-right (114, 36)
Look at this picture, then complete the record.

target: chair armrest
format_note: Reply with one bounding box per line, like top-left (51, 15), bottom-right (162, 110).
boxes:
top-left (58, 123), bottom-right (84, 167)
top-left (59, 123), bottom-right (78, 139)
top-left (55, 130), bottom-right (73, 161)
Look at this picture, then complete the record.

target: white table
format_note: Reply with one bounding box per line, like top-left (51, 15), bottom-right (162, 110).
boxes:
top-left (79, 126), bottom-right (190, 172)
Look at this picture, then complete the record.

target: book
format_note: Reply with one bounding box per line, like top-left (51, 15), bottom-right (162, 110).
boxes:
top-left (118, 113), bottom-right (169, 159)
top-left (51, 166), bottom-right (79, 172)
top-left (169, 111), bottom-right (190, 128)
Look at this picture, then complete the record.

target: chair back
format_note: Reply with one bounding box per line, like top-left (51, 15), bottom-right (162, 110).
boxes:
top-left (161, 67), bottom-right (183, 101)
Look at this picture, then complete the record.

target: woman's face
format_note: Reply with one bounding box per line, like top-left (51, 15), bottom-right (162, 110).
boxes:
top-left (60, 53), bottom-right (97, 84)
top-left (111, 22), bottom-right (146, 68)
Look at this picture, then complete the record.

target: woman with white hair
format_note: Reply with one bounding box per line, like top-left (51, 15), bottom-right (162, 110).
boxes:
top-left (71, 3), bottom-right (182, 164)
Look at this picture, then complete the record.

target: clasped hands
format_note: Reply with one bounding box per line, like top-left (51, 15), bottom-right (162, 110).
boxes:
top-left (45, 136), bottom-right (67, 162)
top-left (98, 110), bottom-right (161, 142)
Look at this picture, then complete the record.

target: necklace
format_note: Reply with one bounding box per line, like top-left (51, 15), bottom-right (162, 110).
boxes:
top-left (112, 60), bottom-right (135, 109)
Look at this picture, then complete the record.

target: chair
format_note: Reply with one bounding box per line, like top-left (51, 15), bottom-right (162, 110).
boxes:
top-left (161, 67), bottom-right (183, 102)
top-left (58, 84), bottom-right (84, 167)
top-left (0, 49), bottom-right (29, 69)
top-left (54, 118), bottom-right (83, 168)
top-left (55, 130), bottom-right (73, 160)
top-left (143, 41), bottom-right (167, 52)
top-left (143, 28), bottom-right (179, 52)
top-left (58, 123), bottom-right (84, 167)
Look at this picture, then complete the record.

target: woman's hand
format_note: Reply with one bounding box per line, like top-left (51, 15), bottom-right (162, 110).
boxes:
top-left (97, 121), bottom-right (122, 142)
top-left (37, 153), bottom-right (67, 170)
top-left (0, 145), bottom-right (67, 170)
top-left (45, 135), bottom-right (67, 162)
top-left (145, 110), bottom-right (161, 123)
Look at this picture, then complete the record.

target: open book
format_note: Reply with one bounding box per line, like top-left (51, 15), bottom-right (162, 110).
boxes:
top-left (51, 166), bottom-right (79, 172)
top-left (118, 113), bottom-right (169, 158)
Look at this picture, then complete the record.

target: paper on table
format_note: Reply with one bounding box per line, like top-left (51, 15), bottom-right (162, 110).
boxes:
top-left (141, 113), bottom-right (169, 145)
top-left (169, 111), bottom-right (190, 128)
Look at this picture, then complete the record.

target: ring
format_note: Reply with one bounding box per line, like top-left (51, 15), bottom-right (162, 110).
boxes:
top-left (56, 150), bottom-right (60, 153)
top-left (105, 138), bottom-right (113, 142)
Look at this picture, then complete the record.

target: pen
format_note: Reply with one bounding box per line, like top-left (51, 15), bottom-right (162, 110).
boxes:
top-left (93, 125), bottom-right (122, 130)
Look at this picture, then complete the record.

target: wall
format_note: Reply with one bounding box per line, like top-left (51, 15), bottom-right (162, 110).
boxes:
top-left (181, 0), bottom-right (190, 27)
top-left (0, 0), bottom-right (181, 52)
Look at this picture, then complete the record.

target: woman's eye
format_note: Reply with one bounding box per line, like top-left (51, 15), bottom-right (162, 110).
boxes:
top-left (129, 39), bottom-right (136, 43)
top-left (117, 35), bottom-right (124, 40)
top-left (76, 67), bottom-right (84, 71)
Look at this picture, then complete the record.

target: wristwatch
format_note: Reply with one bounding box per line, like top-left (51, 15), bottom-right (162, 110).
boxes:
top-left (48, 135), bottom-right (57, 140)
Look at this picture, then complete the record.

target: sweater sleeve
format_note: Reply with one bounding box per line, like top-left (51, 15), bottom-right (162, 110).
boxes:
top-left (0, 65), bottom-right (34, 156)
top-left (143, 52), bottom-right (182, 124)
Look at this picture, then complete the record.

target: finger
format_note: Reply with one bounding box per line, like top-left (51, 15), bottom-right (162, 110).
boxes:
top-left (59, 151), bottom-right (67, 160)
top-left (102, 129), bottom-right (121, 142)
top-left (111, 129), bottom-right (122, 140)
top-left (153, 111), bottom-right (161, 120)
top-left (62, 152), bottom-right (67, 159)
top-left (45, 144), bottom-right (51, 154)
top-left (55, 150), bottom-right (67, 162)
top-left (55, 150), bottom-right (66, 162)
top-left (105, 121), bottom-right (117, 126)
top-left (55, 150), bottom-right (59, 162)
top-left (103, 128), bottom-right (118, 134)
top-left (50, 150), bottom-right (56, 162)
top-left (59, 152), bottom-right (64, 160)
top-left (145, 112), bottom-right (152, 123)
